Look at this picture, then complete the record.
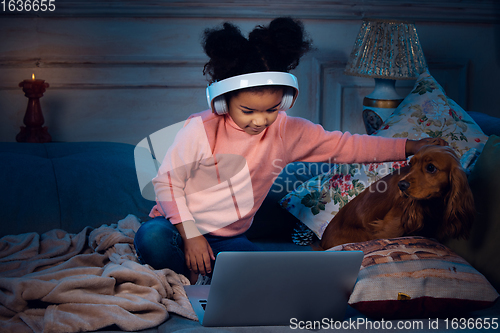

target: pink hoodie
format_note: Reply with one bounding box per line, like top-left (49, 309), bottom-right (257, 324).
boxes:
top-left (150, 110), bottom-right (406, 237)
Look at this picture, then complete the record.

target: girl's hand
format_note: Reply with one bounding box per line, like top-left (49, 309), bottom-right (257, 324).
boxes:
top-left (175, 220), bottom-right (216, 277)
top-left (183, 235), bottom-right (215, 276)
top-left (405, 138), bottom-right (448, 156)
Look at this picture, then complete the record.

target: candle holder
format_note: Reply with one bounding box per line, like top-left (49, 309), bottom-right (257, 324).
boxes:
top-left (16, 75), bottom-right (52, 143)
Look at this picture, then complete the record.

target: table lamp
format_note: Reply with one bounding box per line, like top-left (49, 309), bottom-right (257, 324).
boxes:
top-left (345, 19), bottom-right (428, 134)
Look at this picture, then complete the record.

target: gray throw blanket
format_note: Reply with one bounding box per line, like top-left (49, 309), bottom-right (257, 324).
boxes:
top-left (0, 215), bottom-right (197, 333)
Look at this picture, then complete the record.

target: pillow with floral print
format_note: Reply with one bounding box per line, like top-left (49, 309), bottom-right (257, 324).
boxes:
top-left (373, 69), bottom-right (488, 157)
top-left (280, 160), bottom-right (407, 239)
top-left (280, 69), bottom-right (487, 241)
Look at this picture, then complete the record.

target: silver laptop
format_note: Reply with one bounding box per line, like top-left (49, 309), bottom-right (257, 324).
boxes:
top-left (184, 250), bottom-right (363, 327)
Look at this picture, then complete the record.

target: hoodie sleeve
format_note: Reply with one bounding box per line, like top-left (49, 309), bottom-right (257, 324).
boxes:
top-left (279, 115), bottom-right (407, 164)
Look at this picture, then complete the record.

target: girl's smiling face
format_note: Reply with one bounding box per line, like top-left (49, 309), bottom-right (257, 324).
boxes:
top-left (227, 89), bottom-right (283, 135)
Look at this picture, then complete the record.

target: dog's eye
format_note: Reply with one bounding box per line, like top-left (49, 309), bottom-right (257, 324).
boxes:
top-left (426, 164), bottom-right (437, 174)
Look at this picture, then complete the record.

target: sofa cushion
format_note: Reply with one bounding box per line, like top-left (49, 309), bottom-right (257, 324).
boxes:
top-left (0, 142), bottom-right (155, 237)
top-left (332, 237), bottom-right (499, 319)
top-left (445, 135), bottom-right (500, 292)
top-left (468, 111), bottom-right (500, 137)
top-left (0, 149), bottom-right (61, 236)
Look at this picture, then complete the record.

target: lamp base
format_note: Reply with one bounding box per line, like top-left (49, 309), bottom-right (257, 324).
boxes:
top-left (362, 102), bottom-right (402, 135)
top-left (362, 79), bottom-right (404, 134)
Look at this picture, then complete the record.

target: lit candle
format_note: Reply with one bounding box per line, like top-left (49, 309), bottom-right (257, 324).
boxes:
top-left (20, 73), bottom-right (48, 95)
top-left (16, 74), bottom-right (51, 143)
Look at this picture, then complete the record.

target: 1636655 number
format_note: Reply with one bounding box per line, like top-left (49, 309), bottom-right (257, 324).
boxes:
top-left (2, 0), bottom-right (56, 12)
top-left (445, 318), bottom-right (498, 330)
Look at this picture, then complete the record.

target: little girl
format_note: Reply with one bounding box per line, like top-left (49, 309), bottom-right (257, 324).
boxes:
top-left (134, 17), bottom-right (445, 284)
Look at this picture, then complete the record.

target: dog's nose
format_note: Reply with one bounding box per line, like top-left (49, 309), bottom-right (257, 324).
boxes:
top-left (398, 180), bottom-right (410, 192)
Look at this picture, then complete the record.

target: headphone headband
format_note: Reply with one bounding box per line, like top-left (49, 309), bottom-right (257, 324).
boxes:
top-left (206, 72), bottom-right (299, 112)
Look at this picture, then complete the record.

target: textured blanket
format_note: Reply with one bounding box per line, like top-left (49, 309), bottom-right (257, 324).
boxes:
top-left (0, 215), bottom-right (197, 333)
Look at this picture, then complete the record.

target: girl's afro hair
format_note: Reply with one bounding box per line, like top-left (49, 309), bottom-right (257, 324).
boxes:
top-left (202, 17), bottom-right (312, 82)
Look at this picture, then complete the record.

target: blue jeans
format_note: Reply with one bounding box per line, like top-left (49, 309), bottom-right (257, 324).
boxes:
top-left (134, 216), bottom-right (262, 275)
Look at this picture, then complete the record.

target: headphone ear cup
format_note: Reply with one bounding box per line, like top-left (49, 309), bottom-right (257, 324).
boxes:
top-left (279, 88), bottom-right (295, 111)
top-left (213, 96), bottom-right (228, 115)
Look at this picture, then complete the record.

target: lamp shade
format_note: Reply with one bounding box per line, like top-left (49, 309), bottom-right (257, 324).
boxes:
top-left (345, 19), bottom-right (427, 80)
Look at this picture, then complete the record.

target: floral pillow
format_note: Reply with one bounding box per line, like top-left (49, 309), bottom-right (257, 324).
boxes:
top-left (373, 69), bottom-right (488, 157)
top-left (280, 69), bottom-right (487, 241)
top-left (280, 160), bottom-right (407, 239)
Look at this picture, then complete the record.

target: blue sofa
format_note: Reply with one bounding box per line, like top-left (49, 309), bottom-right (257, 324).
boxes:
top-left (0, 141), bottom-right (318, 251)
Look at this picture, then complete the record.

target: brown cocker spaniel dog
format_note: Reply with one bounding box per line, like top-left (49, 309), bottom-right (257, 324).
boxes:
top-left (320, 145), bottom-right (475, 250)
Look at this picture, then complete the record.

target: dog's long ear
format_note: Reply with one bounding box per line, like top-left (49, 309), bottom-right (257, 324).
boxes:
top-left (442, 164), bottom-right (475, 239)
top-left (402, 200), bottom-right (424, 235)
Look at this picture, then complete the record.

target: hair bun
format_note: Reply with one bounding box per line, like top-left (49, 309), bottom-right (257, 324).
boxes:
top-left (249, 17), bottom-right (311, 71)
top-left (202, 17), bottom-right (312, 82)
top-left (202, 23), bottom-right (251, 82)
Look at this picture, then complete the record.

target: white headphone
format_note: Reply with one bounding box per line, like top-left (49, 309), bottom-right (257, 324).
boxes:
top-left (206, 72), bottom-right (299, 115)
